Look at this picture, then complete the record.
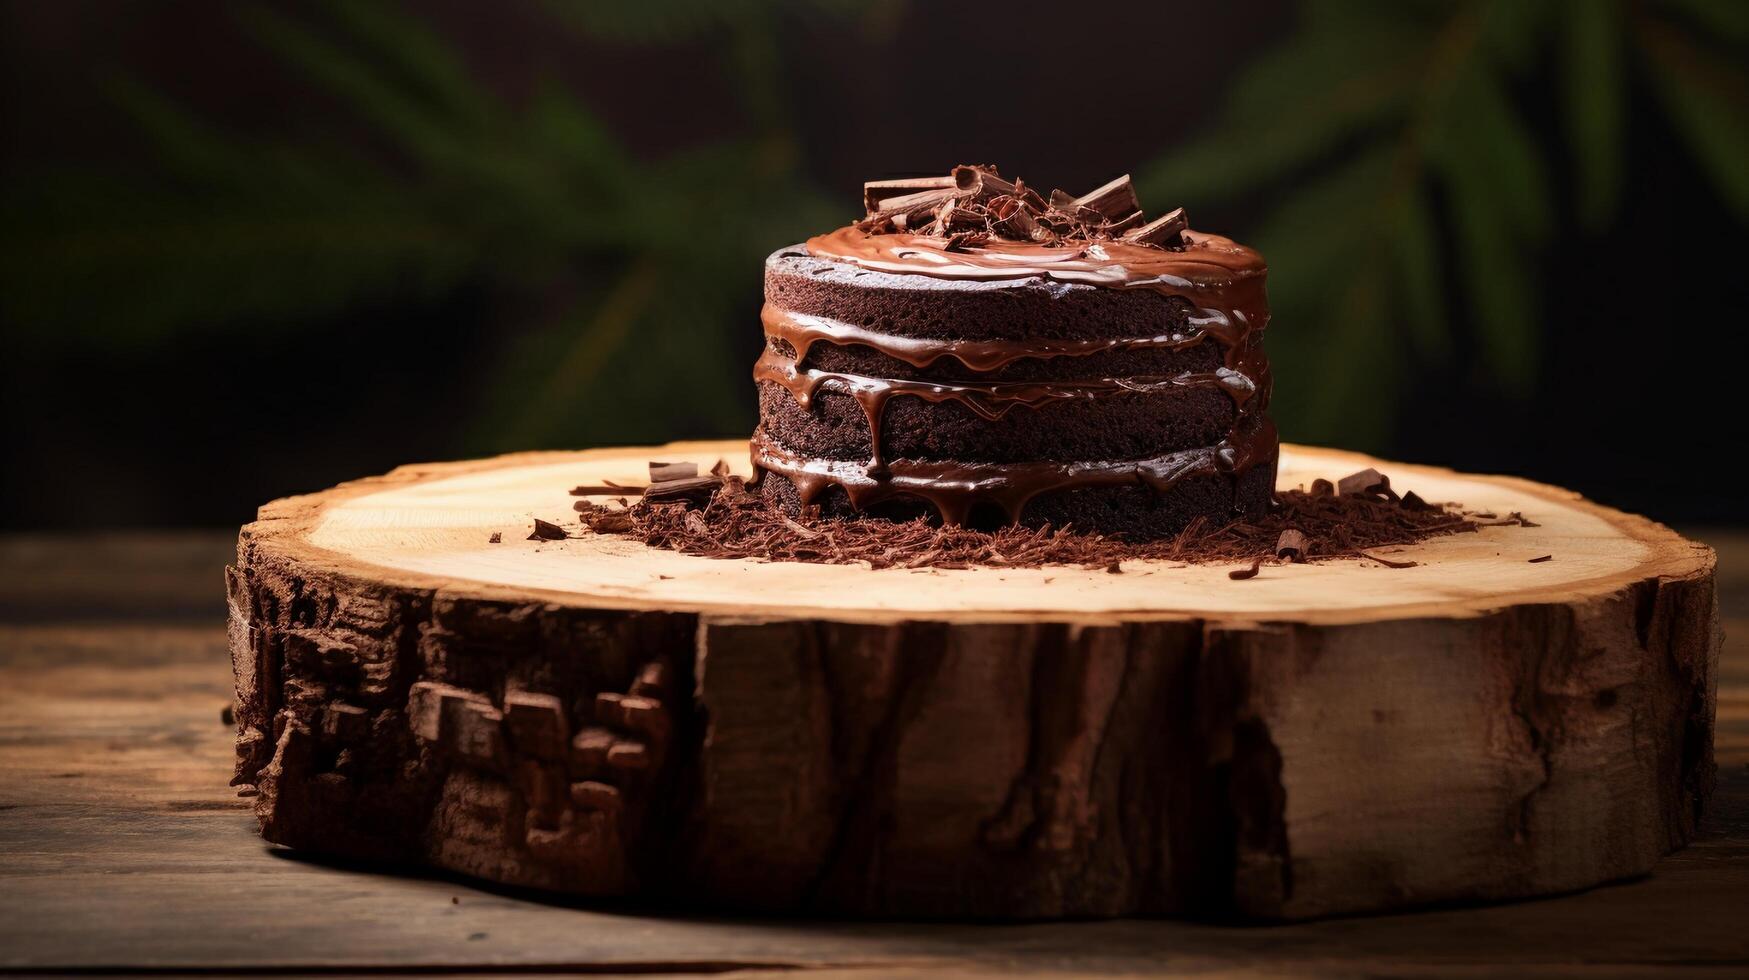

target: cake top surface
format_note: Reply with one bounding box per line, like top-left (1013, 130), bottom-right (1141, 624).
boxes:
top-left (802, 164), bottom-right (1267, 300)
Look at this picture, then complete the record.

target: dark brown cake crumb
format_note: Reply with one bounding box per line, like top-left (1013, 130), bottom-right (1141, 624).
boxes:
top-left (569, 467), bottom-right (1489, 573)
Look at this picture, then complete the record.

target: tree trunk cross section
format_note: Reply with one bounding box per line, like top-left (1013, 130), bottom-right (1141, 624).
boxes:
top-left (227, 441), bottom-right (1719, 919)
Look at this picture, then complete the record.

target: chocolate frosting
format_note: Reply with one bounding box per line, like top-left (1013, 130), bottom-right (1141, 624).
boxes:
top-left (753, 223), bottom-right (1274, 525)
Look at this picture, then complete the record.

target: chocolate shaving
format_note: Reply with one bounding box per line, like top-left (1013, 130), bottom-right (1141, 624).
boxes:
top-left (1309, 478), bottom-right (1336, 497)
top-left (528, 519), bottom-right (567, 541)
top-left (649, 461), bottom-right (699, 482)
top-left (642, 476), bottom-right (721, 505)
top-left (1360, 551), bottom-right (1418, 569)
top-left (1275, 529), bottom-right (1308, 562)
top-left (944, 231), bottom-right (989, 252)
top-left (1528, 554), bottom-right (1554, 563)
top-left (572, 472), bottom-right (1491, 572)
top-left (488, 532), bottom-right (502, 544)
top-left (863, 175), bottom-right (957, 214)
top-left (710, 458), bottom-right (731, 479)
top-left (1229, 557), bottom-right (1264, 580)
top-left (855, 165), bottom-right (1189, 251)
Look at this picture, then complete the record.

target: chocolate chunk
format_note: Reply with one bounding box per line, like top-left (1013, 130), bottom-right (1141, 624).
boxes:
top-left (1106, 210), bottom-right (1146, 236)
top-left (1400, 491), bottom-right (1430, 511)
top-left (1309, 478), bottom-right (1336, 497)
top-left (1072, 174), bottom-right (1142, 220)
top-left (488, 531), bottom-right (502, 544)
top-left (1338, 468), bottom-right (1391, 498)
top-left (1122, 207), bottom-right (1188, 247)
top-left (528, 519), bottom-right (567, 541)
top-left (1228, 557), bottom-right (1264, 580)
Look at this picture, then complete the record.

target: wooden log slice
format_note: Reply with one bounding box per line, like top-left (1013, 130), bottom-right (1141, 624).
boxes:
top-left (227, 441), bottom-right (1719, 920)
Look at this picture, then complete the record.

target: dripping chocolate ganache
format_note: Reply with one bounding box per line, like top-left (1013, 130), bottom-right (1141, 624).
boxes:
top-left (752, 164), bottom-right (1276, 537)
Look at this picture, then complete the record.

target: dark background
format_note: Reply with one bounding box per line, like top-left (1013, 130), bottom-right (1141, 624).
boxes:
top-left (3, 0), bottom-right (1744, 530)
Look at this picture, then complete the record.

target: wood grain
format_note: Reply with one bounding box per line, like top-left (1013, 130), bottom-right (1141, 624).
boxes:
top-left (222, 442), bottom-right (1720, 920)
top-left (0, 530), bottom-right (1744, 974)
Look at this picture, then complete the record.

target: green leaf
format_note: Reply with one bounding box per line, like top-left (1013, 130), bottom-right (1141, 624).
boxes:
top-left (1390, 187), bottom-right (1450, 357)
top-left (1430, 126), bottom-right (1540, 391)
top-left (1248, 147), bottom-right (1402, 446)
top-left (1639, 21), bottom-right (1749, 220)
top-left (1138, 29), bottom-right (1419, 204)
top-left (1563, 0), bottom-right (1624, 228)
top-left (317, 0), bottom-right (492, 125)
top-left (1430, 65), bottom-right (1552, 242)
top-left (1655, 0), bottom-right (1749, 46)
top-left (237, 5), bottom-right (465, 172)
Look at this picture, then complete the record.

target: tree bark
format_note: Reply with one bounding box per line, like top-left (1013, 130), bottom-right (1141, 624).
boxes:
top-left (228, 441), bottom-right (1719, 919)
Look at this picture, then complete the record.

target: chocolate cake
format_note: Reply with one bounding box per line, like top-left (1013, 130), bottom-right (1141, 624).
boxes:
top-left (753, 165), bottom-right (1276, 538)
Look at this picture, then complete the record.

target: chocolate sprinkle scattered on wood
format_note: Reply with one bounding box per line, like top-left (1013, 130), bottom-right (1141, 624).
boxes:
top-left (857, 164), bottom-right (1188, 249)
top-left (1529, 554), bottom-right (1554, 563)
top-left (488, 532), bottom-right (502, 544)
top-left (568, 466), bottom-right (1494, 572)
top-left (1228, 558), bottom-right (1264, 580)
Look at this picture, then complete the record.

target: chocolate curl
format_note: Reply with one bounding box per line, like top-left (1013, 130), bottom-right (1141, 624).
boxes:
top-left (1072, 174), bottom-right (1142, 220)
top-left (988, 196), bottom-right (1050, 242)
top-left (1011, 178), bottom-right (1049, 213)
top-left (1275, 529), bottom-right (1308, 562)
top-left (953, 164), bottom-right (1018, 203)
top-left (859, 186), bottom-right (960, 233)
top-left (863, 175), bottom-right (957, 214)
top-left (1122, 207), bottom-right (1188, 247)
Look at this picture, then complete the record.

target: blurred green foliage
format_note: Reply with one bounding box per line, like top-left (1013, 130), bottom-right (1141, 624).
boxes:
top-left (1, 0), bottom-right (851, 451)
top-left (2, 0), bottom-right (1743, 455)
top-left (1140, 0), bottom-right (1747, 448)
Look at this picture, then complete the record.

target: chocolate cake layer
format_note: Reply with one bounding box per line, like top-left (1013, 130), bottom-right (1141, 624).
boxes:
top-left (749, 171), bottom-right (1276, 538)
top-left (758, 457), bottom-right (1278, 537)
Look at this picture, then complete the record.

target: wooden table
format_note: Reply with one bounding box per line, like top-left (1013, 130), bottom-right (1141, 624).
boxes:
top-left (3, 530), bottom-right (1746, 977)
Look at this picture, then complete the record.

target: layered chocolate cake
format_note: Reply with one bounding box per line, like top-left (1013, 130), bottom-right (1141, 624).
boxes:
top-left (753, 165), bottom-right (1275, 538)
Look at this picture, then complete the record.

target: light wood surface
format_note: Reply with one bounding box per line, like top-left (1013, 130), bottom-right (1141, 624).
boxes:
top-left (292, 441), bottom-right (1700, 624)
top-left (221, 442), bottom-right (1719, 920)
top-left (0, 529), bottom-right (1744, 974)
